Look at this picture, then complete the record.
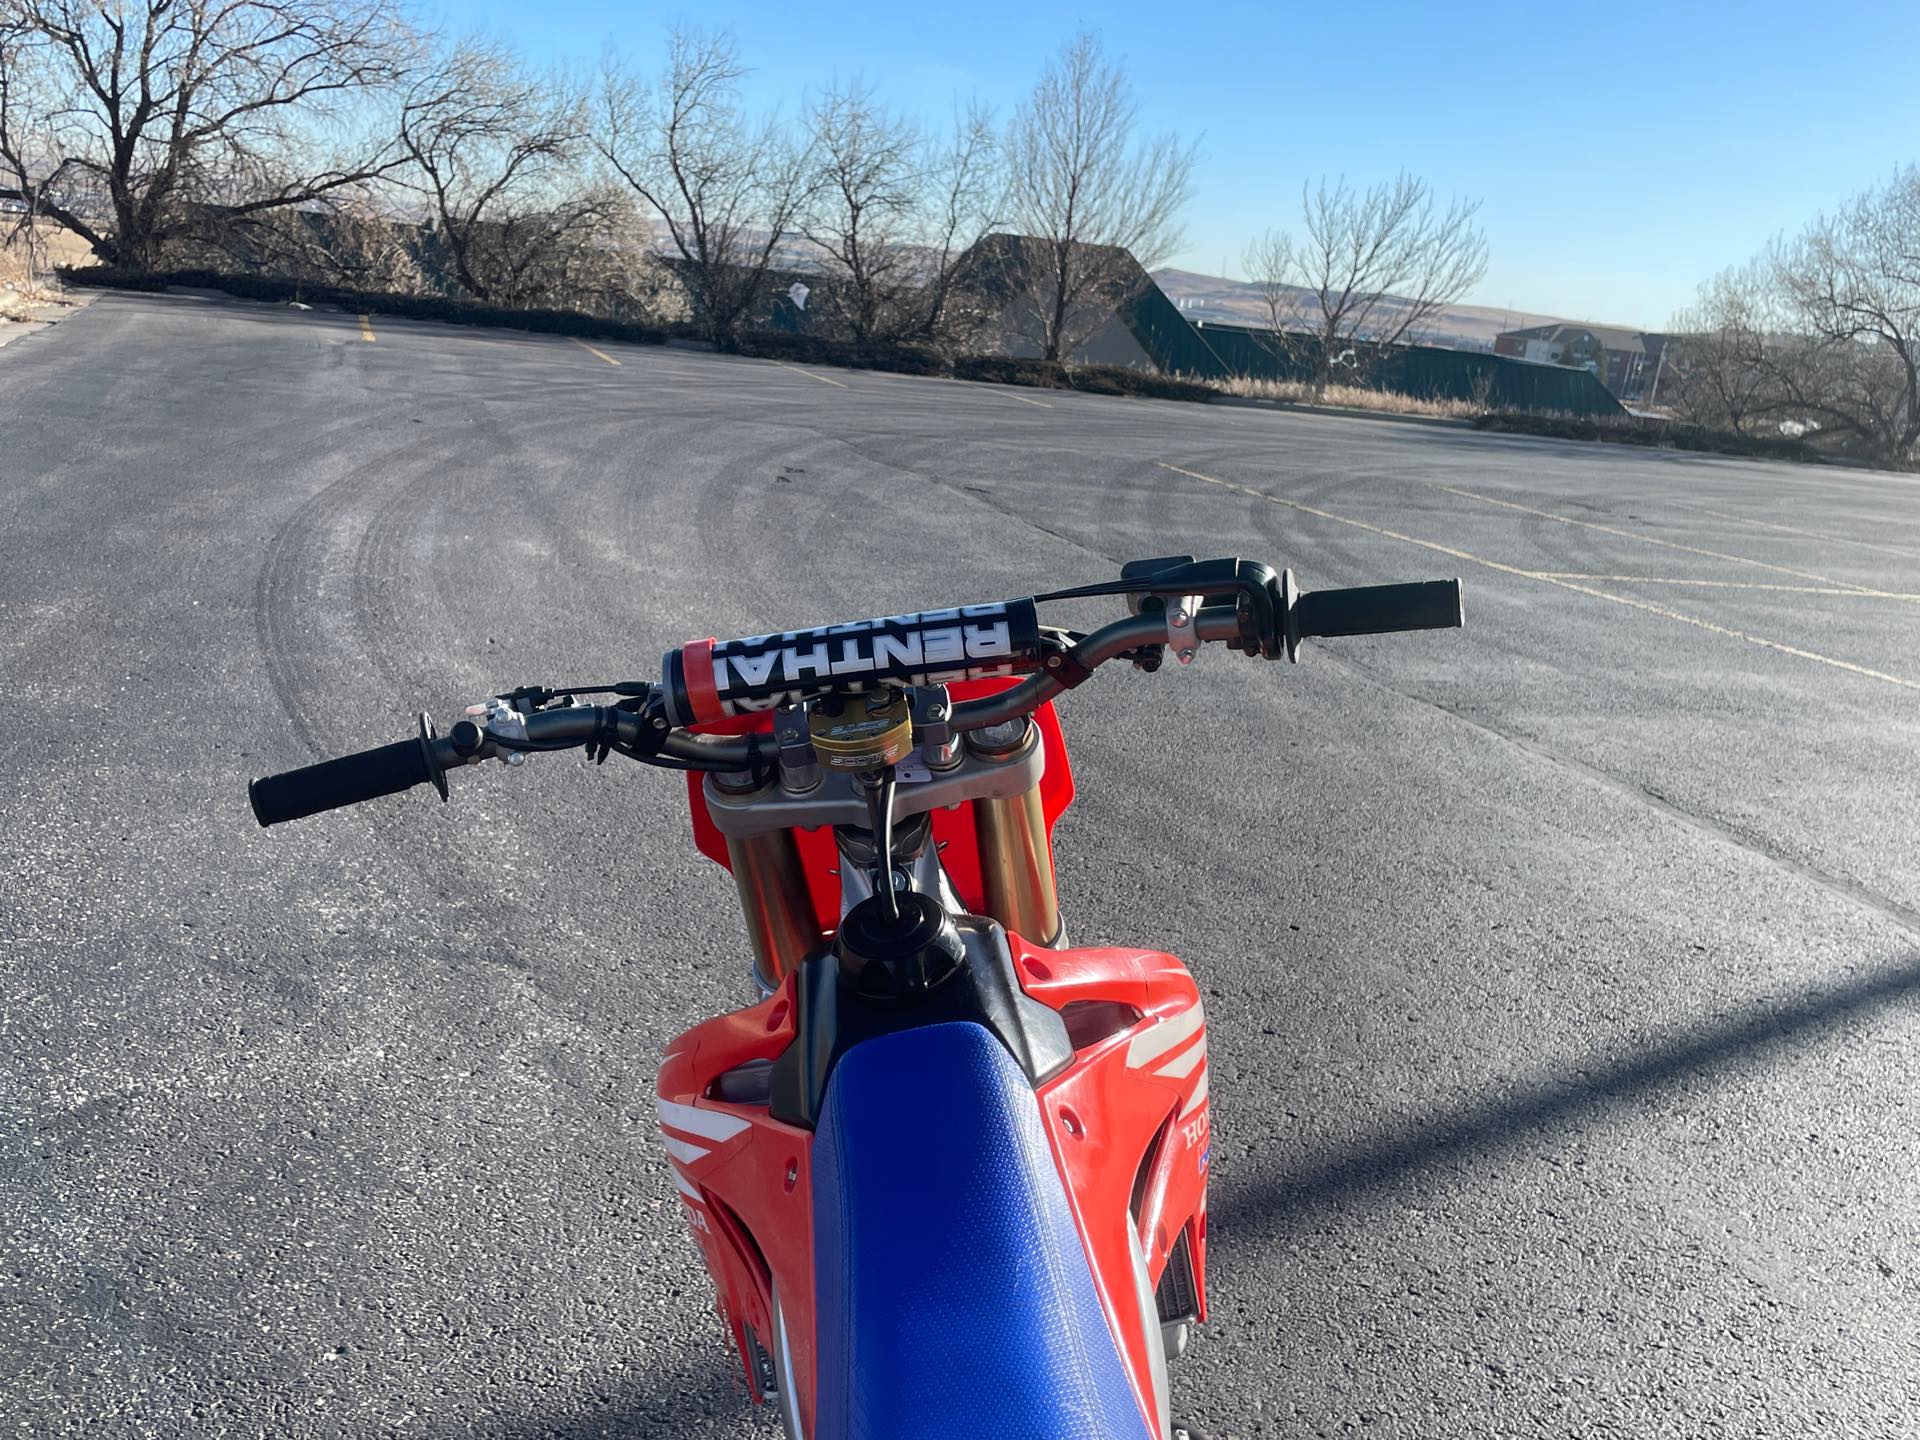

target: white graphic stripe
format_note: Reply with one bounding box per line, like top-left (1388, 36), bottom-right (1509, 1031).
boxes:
top-left (1156, 1036), bottom-right (1208, 1080)
top-left (663, 1135), bottom-right (710, 1166)
top-left (1179, 1069), bottom-right (1209, 1118)
top-left (669, 1165), bottom-right (704, 1202)
top-left (656, 1097), bottom-right (754, 1143)
top-left (1126, 1004), bottom-right (1205, 1070)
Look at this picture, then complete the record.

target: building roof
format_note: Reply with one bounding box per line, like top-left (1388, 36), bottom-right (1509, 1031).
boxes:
top-left (1498, 321), bottom-right (1661, 355)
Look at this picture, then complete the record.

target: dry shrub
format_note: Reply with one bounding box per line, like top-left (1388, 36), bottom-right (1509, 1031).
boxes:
top-left (0, 221), bottom-right (93, 318)
top-left (1220, 374), bottom-right (1482, 418)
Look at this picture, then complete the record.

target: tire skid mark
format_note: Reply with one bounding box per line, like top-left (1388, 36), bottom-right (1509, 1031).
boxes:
top-left (349, 460), bottom-right (462, 701)
top-left (253, 434), bottom-right (458, 757)
top-left (692, 432), bottom-right (848, 627)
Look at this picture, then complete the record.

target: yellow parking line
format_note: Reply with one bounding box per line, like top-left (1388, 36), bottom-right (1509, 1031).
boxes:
top-left (1433, 483), bottom-right (1887, 596)
top-left (1154, 460), bottom-right (1920, 695)
top-left (774, 360), bottom-right (846, 388)
top-left (358, 314), bottom-right (376, 343)
top-left (571, 337), bottom-right (620, 366)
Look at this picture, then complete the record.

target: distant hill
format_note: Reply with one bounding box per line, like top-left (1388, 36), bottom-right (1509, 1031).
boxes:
top-left (1149, 267), bottom-right (1638, 351)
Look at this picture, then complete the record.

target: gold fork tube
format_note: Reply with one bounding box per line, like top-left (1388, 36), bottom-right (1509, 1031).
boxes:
top-left (725, 830), bottom-right (818, 986)
top-left (973, 783), bottom-right (1061, 944)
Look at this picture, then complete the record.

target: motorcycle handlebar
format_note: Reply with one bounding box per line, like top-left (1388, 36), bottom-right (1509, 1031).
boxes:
top-left (249, 732), bottom-right (440, 827)
top-left (1294, 579), bottom-right (1463, 641)
top-left (246, 566), bottom-right (1464, 825)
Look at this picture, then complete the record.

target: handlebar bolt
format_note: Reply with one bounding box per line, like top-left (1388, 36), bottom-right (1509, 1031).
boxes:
top-left (773, 704), bottom-right (822, 794)
top-left (966, 717), bottom-right (1032, 758)
top-left (909, 687), bottom-right (960, 771)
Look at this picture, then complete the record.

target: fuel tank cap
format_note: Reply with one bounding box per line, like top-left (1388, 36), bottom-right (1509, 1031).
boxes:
top-left (834, 892), bottom-right (966, 997)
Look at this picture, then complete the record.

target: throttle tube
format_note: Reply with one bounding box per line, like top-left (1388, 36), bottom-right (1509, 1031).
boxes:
top-left (249, 738), bottom-right (435, 827)
top-left (1295, 579), bottom-right (1463, 640)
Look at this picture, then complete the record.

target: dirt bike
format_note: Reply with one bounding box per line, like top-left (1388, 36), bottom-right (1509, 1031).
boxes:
top-left (250, 556), bottom-right (1462, 1438)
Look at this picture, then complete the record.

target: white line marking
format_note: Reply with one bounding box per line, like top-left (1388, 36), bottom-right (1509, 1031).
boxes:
top-left (1127, 1004), bottom-right (1205, 1070)
top-left (1154, 461), bottom-right (1920, 695)
top-left (1675, 501), bottom-right (1920, 560)
top-left (662, 1136), bottom-right (710, 1166)
top-left (657, 1097), bottom-right (753, 1143)
top-left (1156, 1036), bottom-right (1209, 1080)
top-left (990, 388), bottom-right (1053, 409)
top-left (1433, 483), bottom-right (1885, 595)
top-left (1531, 574), bottom-right (1920, 599)
top-left (774, 360), bottom-right (847, 388)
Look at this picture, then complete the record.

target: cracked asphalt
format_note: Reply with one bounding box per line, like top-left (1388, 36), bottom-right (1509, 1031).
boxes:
top-left (3, 290), bottom-right (1917, 1438)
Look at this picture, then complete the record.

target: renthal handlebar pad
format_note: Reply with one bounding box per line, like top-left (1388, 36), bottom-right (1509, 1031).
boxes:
top-left (1295, 579), bottom-right (1463, 639)
top-left (249, 738), bottom-right (436, 827)
top-left (662, 599), bottom-right (1046, 723)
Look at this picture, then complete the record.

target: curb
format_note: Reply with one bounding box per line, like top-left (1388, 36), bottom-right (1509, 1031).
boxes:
top-left (0, 287), bottom-right (95, 351)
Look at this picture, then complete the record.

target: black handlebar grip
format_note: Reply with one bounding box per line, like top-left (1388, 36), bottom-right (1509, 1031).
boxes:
top-left (1295, 579), bottom-right (1463, 639)
top-left (249, 738), bottom-right (434, 827)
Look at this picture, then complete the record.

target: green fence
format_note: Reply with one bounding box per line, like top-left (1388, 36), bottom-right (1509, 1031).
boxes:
top-left (1120, 278), bottom-right (1236, 381)
top-left (1176, 321), bottom-right (1625, 416)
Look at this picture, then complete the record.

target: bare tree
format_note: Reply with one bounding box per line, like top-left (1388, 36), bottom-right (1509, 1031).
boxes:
top-left (1244, 173), bottom-right (1487, 397)
top-left (1772, 167), bottom-right (1920, 463)
top-left (0, 0), bottom-right (416, 269)
top-left (1670, 170), bottom-right (1920, 465)
top-left (1002, 32), bottom-right (1194, 363)
top-left (399, 41), bottom-right (616, 308)
top-left (1667, 258), bottom-right (1785, 434)
top-left (799, 87), bottom-right (1001, 346)
top-left (596, 27), bottom-right (809, 345)
top-left (0, 19), bottom-right (60, 284)
top-left (914, 99), bottom-right (998, 343)
top-left (217, 190), bottom-right (422, 289)
top-left (798, 79), bottom-right (921, 342)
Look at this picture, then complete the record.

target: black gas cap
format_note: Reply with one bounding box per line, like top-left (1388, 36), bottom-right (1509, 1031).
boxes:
top-left (834, 893), bottom-right (967, 997)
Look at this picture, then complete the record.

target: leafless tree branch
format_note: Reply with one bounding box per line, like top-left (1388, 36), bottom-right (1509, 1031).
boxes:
top-left (1670, 168), bottom-right (1920, 465)
top-left (0, 0), bottom-right (416, 268)
top-left (397, 40), bottom-right (617, 308)
top-left (1243, 172), bottom-right (1487, 397)
top-left (1002, 31), bottom-right (1193, 362)
top-left (595, 26), bottom-right (810, 345)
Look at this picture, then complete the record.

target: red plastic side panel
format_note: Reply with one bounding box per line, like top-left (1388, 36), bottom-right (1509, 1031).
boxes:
top-left (1017, 941), bottom-right (1212, 1425)
top-left (656, 893), bottom-right (1209, 1439)
top-left (681, 676), bottom-right (1075, 926)
top-left (655, 980), bottom-right (820, 1435)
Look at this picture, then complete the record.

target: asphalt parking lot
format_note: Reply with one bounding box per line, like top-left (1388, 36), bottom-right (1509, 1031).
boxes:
top-left (3, 291), bottom-right (1917, 1437)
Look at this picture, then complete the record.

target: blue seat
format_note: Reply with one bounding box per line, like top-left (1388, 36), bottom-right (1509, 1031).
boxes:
top-left (810, 1021), bottom-right (1152, 1440)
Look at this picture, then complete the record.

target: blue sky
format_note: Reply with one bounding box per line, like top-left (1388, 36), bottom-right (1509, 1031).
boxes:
top-left (443, 1), bottom-right (1920, 327)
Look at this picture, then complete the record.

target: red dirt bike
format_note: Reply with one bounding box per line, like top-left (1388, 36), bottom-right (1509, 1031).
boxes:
top-left (250, 557), bottom-right (1462, 1438)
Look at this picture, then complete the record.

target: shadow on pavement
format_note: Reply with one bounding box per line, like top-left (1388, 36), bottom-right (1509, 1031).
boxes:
top-left (478, 954), bottom-right (1920, 1438)
top-left (1212, 949), bottom-right (1920, 1240)
top-left (471, 1347), bottom-right (771, 1439)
